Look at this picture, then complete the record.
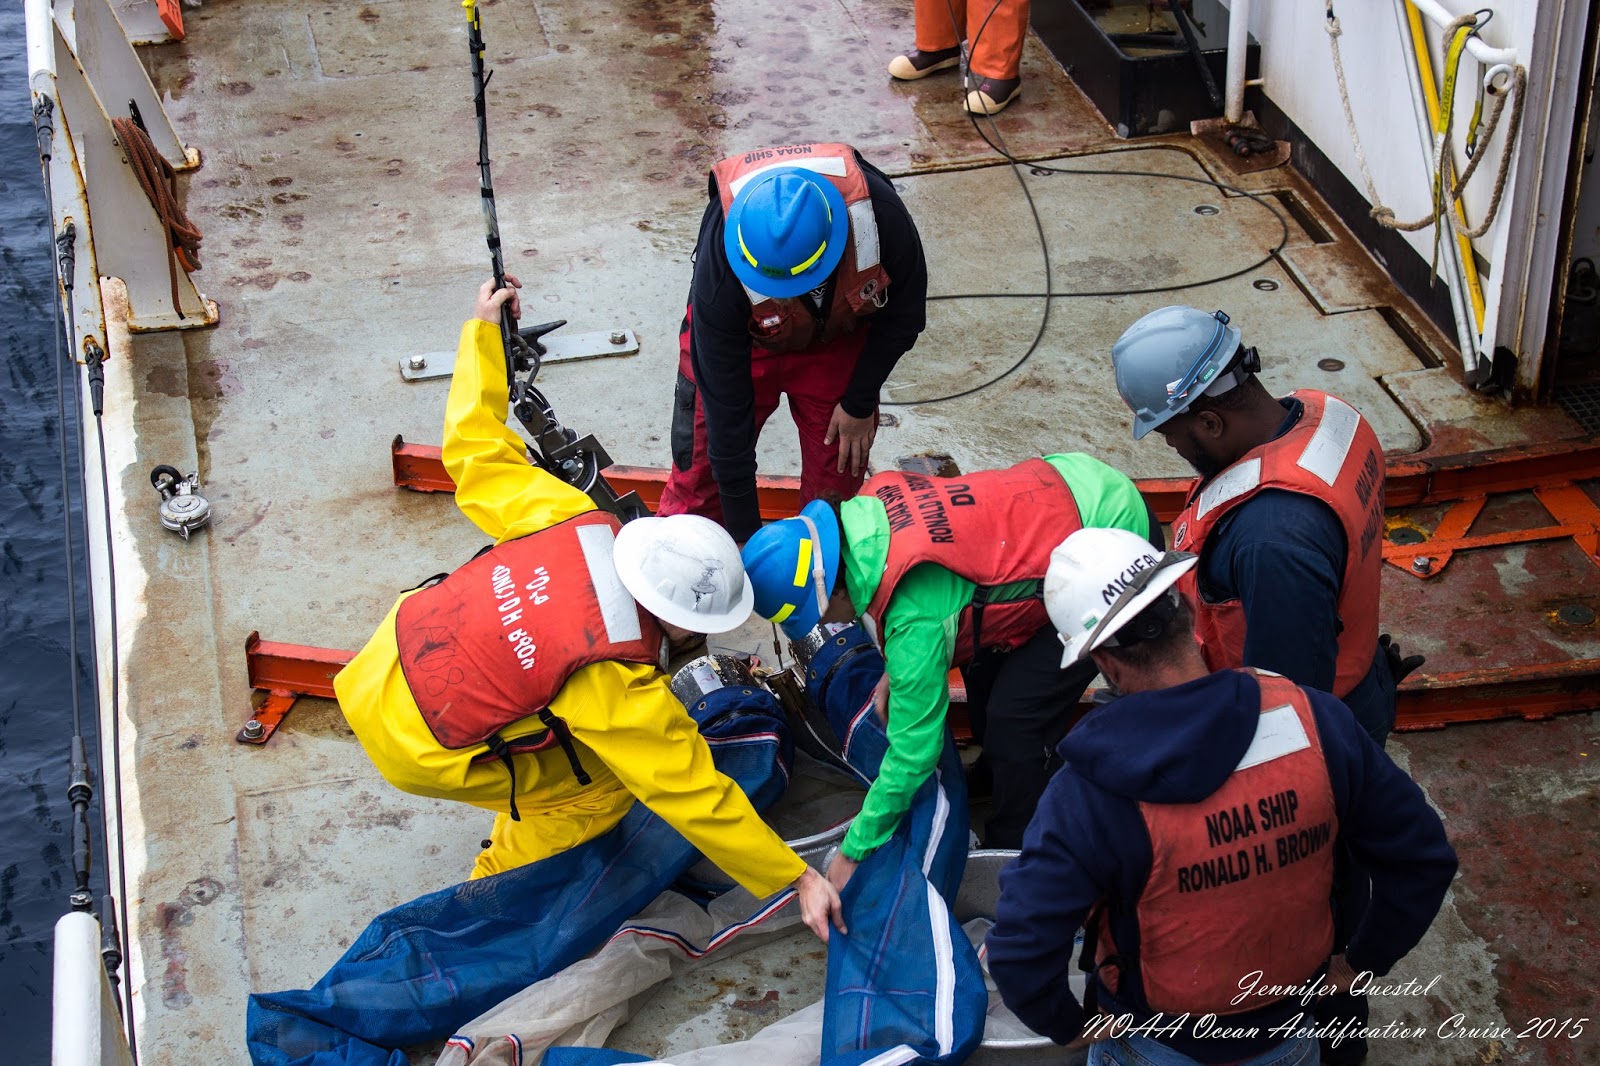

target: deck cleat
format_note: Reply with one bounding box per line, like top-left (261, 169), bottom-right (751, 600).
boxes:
top-left (150, 464), bottom-right (211, 540)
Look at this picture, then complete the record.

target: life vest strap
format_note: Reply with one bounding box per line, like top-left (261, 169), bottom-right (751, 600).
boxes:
top-left (484, 732), bottom-right (523, 822)
top-left (1078, 897), bottom-right (1130, 1019)
top-left (537, 709), bottom-right (592, 786)
top-left (402, 572), bottom-right (450, 594)
top-left (968, 581), bottom-right (1043, 654)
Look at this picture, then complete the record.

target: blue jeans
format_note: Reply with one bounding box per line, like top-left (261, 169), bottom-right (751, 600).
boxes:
top-left (1088, 1032), bottom-right (1320, 1066)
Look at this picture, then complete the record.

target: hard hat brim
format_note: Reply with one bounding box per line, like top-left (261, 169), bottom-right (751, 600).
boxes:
top-left (776, 500), bottom-right (843, 639)
top-left (723, 168), bottom-right (851, 300)
top-left (1060, 555), bottom-right (1198, 666)
top-left (614, 517), bottom-right (756, 635)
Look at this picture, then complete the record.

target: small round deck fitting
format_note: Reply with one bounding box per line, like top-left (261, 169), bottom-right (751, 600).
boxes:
top-left (1410, 556), bottom-right (1434, 575)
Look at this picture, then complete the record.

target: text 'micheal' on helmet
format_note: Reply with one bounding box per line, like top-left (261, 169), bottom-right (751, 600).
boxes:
top-left (723, 167), bottom-right (850, 300)
top-left (1045, 527), bottom-right (1198, 666)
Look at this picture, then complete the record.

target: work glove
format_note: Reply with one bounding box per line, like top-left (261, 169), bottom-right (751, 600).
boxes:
top-left (1379, 633), bottom-right (1426, 684)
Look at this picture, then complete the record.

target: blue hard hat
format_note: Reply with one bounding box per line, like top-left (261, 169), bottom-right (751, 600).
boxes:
top-left (723, 167), bottom-right (849, 299)
top-left (740, 500), bottom-right (842, 638)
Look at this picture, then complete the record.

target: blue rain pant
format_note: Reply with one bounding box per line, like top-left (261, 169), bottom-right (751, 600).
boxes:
top-left (808, 624), bottom-right (986, 1066)
top-left (245, 686), bottom-right (793, 1066)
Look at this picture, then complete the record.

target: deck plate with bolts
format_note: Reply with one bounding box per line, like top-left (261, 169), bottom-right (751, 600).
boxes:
top-left (399, 329), bottom-right (640, 381)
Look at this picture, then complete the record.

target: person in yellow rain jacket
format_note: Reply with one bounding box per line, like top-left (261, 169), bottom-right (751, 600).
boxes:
top-left (334, 277), bottom-right (844, 940)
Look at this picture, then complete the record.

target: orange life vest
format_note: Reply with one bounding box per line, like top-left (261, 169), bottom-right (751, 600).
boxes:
top-left (395, 511), bottom-right (663, 817)
top-left (711, 143), bottom-right (891, 353)
top-left (1090, 672), bottom-right (1338, 1016)
top-left (860, 458), bottom-right (1083, 663)
top-left (1172, 391), bottom-right (1384, 697)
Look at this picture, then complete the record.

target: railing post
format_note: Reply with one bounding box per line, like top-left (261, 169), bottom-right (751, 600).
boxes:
top-left (31, 5), bottom-right (216, 331)
top-left (52, 912), bottom-right (136, 1066)
top-left (57, 0), bottom-right (193, 170)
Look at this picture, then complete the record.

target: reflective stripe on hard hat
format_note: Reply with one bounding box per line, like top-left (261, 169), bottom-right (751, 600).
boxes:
top-left (792, 537), bottom-right (814, 588)
top-left (1162, 314), bottom-right (1234, 404)
top-left (738, 224), bottom-right (830, 279)
top-left (768, 531), bottom-right (813, 624)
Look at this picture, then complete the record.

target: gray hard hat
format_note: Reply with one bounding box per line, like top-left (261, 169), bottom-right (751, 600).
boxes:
top-left (1111, 306), bottom-right (1247, 440)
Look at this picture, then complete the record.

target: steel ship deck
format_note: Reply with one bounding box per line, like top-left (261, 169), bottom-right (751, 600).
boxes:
top-left (81, 0), bottom-right (1598, 1062)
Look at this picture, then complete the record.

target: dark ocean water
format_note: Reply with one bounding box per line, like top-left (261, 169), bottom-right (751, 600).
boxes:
top-left (0, 3), bottom-right (109, 1059)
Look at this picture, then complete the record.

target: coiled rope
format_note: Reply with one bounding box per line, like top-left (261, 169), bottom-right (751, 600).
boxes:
top-left (110, 116), bottom-right (202, 310)
top-left (1325, 3), bottom-right (1525, 241)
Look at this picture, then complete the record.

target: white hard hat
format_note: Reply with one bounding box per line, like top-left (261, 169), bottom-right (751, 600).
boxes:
top-left (1045, 528), bottom-right (1198, 666)
top-left (613, 514), bottom-right (755, 634)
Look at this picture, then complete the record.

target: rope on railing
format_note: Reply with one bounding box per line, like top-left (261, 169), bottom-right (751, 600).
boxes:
top-left (111, 115), bottom-right (201, 313)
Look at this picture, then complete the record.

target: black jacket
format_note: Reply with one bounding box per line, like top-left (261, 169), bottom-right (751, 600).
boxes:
top-left (687, 153), bottom-right (927, 540)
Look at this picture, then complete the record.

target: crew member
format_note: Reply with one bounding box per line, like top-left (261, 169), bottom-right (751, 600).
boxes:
top-left (887, 0), bottom-right (1032, 115)
top-left (1110, 305), bottom-right (1412, 744)
top-left (985, 528), bottom-right (1457, 1065)
top-left (334, 278), bottom-right (844, 941)
top-left (740, 453), bottom-right (1154, 879)
top-left (657, 142), bottom-right (927, 544)
top-left (1111, 307), bottom-right (1424, 1065)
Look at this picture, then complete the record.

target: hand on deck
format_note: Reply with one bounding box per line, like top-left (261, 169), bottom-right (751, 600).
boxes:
top-left (794, 865), bottom-right (847, 942)
top-left (475, 275), bottom-right (522, 324)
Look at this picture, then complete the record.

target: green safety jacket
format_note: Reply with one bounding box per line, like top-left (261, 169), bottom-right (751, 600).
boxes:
top-left (838, 453), bottom-right (1149, 859)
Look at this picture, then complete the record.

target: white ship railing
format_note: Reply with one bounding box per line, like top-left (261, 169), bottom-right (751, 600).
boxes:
top-left (52, 913), bottom-right (135, 1066)
top-left (27, 0), bottom-right (216, 1060)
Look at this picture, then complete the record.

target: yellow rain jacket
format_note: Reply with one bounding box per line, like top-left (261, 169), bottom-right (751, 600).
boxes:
top-left (335, 319), bottom-right (807, 893)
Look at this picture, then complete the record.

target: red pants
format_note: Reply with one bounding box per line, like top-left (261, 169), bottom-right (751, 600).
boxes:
top-left (658, 311), bottom-right (873, 527)
top-left (915, 0), bottom-right (1029, 81)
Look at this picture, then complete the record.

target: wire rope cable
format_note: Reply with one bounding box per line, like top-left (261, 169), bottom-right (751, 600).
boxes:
top-left (881, 0), bottom-right (1291, 406)
top-left (34, 92), bottom-right (139, 1057)
top-left (86, 369), bottom-right (137, 1061)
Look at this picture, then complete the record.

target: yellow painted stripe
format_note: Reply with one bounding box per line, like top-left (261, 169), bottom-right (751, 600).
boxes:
top-left (772, 602), bottom-right (796, 624)
top-left (792, 537), bottom-right (813, 588)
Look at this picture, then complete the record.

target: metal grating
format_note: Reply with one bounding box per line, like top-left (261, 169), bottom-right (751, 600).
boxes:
top-left (1556, 381), bottom-right (1600, 435)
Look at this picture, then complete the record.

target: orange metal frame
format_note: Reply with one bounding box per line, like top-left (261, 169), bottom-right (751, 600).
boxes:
top-left (242, 631), bottom-right (350, 744)
top-left (1385, 483), bottom-right (1600, 579)
top-left (390, 436), bottom-right (1194, 520)
top-left (243, 627), bottom-right (976, 742)
top-left (156, 0), bottom-right (186, 40)
top-left (240, 438), bottom-right (1600, 745)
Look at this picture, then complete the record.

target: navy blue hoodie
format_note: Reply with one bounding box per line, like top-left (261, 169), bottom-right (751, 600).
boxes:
top-left (984, 669), bottom-right (1457, 1063)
